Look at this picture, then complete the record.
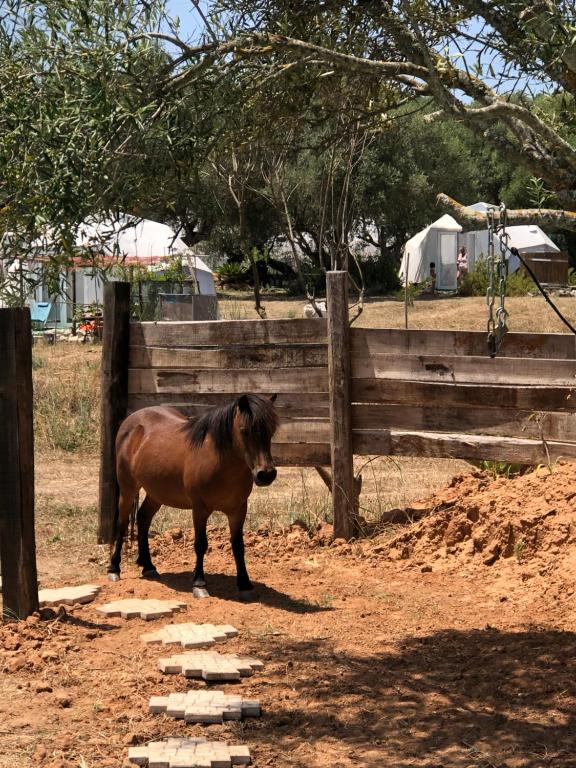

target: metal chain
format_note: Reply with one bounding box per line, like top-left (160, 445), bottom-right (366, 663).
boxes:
top-left (486, 203), bottom-right (509, 357)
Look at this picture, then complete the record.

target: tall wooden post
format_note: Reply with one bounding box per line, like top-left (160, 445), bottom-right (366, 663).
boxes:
top-left (0, 308), bottom-right (39, 619)
top-left (98, 282), bottom-right (131, 544)
top-left (326, 271), bottom-right (354, 540)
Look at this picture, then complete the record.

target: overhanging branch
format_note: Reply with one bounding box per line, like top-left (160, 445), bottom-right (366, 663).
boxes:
top-left (437, 194), bottom-right (576, 231)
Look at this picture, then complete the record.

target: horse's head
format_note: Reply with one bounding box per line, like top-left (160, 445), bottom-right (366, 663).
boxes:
top-left (234, 394), bottom-right (279, 486)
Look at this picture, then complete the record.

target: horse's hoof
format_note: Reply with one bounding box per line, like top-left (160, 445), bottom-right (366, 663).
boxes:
top-left (193, 586), bottom-right (210, 599)
top-left (142, 568), bottom-right (159, 579)
top-left (238, 590), bottom-right (257, 603)
top-left (108, 572), bottom-right (120, 583)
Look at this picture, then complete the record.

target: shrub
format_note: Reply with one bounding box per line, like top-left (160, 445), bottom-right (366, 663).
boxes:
top-left (459, 259), bottom-right (533, 297)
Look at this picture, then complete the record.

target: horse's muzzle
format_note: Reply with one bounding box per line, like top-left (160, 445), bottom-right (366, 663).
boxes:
top-left (254, 468), bottom-right (277, 486)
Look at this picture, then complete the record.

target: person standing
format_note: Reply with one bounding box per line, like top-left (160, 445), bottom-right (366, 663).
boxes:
top-left (457, 246), bottom-right (468, 288)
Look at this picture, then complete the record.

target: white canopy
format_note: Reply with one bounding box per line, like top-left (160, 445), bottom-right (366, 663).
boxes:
top-left (75, 215), bottom-right (193, 262)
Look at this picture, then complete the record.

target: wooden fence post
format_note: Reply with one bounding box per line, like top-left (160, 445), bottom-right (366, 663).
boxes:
top-left (0, 308), bottom-right (39, 619)
top-left (98, 282), bottom-right (131, 544)
top-left (326, 271), bottom-right (354, 540)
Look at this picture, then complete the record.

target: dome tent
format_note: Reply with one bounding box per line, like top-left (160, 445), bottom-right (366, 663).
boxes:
top-left (460, 203), bottom-right (562, 277)
top-left (399, 214), bottom-right (462, 290)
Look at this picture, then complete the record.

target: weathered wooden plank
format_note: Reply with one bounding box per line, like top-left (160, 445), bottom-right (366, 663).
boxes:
top-left (128, 367), bottom-right (329, 395)
top-left (352, 378), bottom-right (576, 412)
top-left (0, 308), bottom-right (39, 619)
top-left (98, 282), bottom-right (131, 545)
top-left (353, 403), bottom-right (576, 441)
top-left (273, 443), bottom-right (331, 466)
top-left (327, 271), bottom-right (354, 540)
top-left (274, 420), bottom-right (331, 443)
top-left (353, 429), bottom-right (576, 464)
top-left (352, 351), bottom-right (576, 386)
top-left (126, 392), bottom-right (329, 418)
top-left (130, 318), bottom-right (327, 347)
top-left (351, 327), bottom-right (576, 360)
top-left (129, 343), bottom-right (327, 370)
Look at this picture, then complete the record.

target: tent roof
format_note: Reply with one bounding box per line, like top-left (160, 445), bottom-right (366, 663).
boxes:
top-left (428, 214), bottom-right (463, 232)
top-left (75, 216), bottom-right (213, 271)
top-left (28, 215), bottom-right (213, 273)
top-left (468, 201), bottom-right (492, 212)
top-left (506, 225), bottom-right (560, 253)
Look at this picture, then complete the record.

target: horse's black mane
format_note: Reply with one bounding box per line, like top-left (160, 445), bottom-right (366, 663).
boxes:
top-left (183, 394), bottom-right (279, 451)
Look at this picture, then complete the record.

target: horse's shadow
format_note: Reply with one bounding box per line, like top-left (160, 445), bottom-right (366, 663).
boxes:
top-left (154, 570), bottom-right (331, 614)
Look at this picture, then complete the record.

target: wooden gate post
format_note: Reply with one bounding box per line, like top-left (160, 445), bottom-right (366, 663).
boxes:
top-left (326, 271), bottom-right (354, 540)
top-left (98, 282), bottom-right (131, 544)
top-left (0, 308), bottom-right (39, 619)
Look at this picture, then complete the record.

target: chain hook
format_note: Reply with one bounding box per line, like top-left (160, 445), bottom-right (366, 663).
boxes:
top-left (486, 204), bottom-right (509, 358)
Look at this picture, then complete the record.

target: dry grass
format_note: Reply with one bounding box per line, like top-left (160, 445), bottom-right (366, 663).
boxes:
top-left (221, 292), bottom-right (576, 333)
top-left (33, 341), bottom-right (101, 453)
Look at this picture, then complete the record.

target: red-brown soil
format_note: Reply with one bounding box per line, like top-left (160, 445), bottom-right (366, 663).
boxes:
top-left (4, 465), bottom-right (576, 767)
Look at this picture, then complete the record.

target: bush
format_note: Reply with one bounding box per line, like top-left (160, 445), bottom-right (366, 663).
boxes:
top-left (459, 259), bottom-right (533, 297)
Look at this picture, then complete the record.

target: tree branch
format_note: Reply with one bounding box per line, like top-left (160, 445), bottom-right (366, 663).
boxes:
top-left (437, 194), bottom-right (576, 231)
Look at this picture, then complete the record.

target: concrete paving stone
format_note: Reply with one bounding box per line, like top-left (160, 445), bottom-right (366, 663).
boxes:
top-left (38, 583), bottom-right (100, 607)
top-left (149, 691), bottom-right (260, 724)
top-left (142, 623), bottom-right (239, 648)
top-left (149, 696), bottom-right (169, 713)
top-left (158, 651), bottom-right (263, 682)
top-left (228, 746), bottom-right (250, 766)
top-left (162, 650), bottom-right (260, 681)
top-left (95, 598), bottom-right (186, 620)
top-left (129, 740), bottom-right (252, 767)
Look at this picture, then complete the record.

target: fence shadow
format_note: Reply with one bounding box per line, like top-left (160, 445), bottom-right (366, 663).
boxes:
top-left (254, 627), bottom-right (576, 767)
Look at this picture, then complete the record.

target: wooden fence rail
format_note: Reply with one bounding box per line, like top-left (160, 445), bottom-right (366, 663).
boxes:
top-left (99, 274), bottom-right (576, 543)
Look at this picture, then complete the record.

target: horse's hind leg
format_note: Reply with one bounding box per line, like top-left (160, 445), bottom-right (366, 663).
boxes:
top-left (191, 505), bottom-right (210, 598)
top-left (136, 495), bottom-right (161, 577)
top-left (108, 490), bottom-right (137, 582)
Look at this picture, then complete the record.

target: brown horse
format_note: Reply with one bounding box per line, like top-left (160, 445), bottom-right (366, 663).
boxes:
top-left (108, 394), bottom-right (279, 600)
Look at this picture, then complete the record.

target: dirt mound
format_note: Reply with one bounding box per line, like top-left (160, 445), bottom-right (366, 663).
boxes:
top-left (376, 462), bottom-right (576, 569)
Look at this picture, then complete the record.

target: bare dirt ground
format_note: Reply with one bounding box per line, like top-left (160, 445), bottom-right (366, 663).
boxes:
top-left (4, 470), bottom-right (576, 768)
top-left (5, 295), bottom-right (576, 768)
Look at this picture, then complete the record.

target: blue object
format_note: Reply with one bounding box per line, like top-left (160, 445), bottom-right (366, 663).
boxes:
top-left (30, 301), bottom-right (52, 329)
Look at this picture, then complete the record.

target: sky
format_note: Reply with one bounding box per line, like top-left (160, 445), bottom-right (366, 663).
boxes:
top-left (165, 0), bottom-right (204, 41)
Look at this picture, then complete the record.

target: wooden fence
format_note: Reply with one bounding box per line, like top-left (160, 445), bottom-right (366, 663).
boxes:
top-left (99, 273), bottom-right (576, 543)
top-left (0, 308), bottom-right (39, 619)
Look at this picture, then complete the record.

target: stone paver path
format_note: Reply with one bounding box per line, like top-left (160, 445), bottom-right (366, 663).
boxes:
top-left (142, 623), bottom-right (238, 647)
top-left (96, 598), bottom-right (186, 620)
top-left (159, 651), bottom-right (263, 681)
top-left (128, 738), bottom-right (251, 767)
top-left (149, 691), bottom-right (261, 723)
top-left (39, 584), bottom-right (100, 607)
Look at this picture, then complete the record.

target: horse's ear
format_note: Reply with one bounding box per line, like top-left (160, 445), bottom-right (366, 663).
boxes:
top-left (269, 393), bottom-right (277, 403)
top-left (238, 394), bottom-right (251, 414)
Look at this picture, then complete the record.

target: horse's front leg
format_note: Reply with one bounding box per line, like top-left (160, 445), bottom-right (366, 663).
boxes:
top-left (228, 502), bottom-right (254, 601)
top-left (192, 505), bottom-right (210, 598)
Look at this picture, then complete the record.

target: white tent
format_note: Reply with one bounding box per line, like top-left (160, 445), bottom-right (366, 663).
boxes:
top-left (1, 215), bottom-right (216, 324)
top-left (460, 203), bottom-right (561, 273)
top-left (400, 214), bottom-right (462, 290)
